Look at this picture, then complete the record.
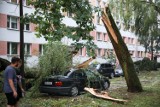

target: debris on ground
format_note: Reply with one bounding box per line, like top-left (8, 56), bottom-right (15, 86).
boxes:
top-left (84, 87), bottom-right (128, 103)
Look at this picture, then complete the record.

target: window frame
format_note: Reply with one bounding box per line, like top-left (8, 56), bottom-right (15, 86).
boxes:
top-left (10, 0), bottom-right (18, 4)
top-left (103, 33), bottom-right (107, 42)
top-left (97, 16), bottom-right (100, 24)
top-left (9, 0), bottom-right (29, 6)
top-left (24, 43), bottom-right (31, 55)
top-left (7, 42), bottom-right (18, 55)
top-left (39, 44), bottom-right (44, 55)
top-left (96, 32), bottom-right (101, 41)
top-left (97, 49), bottom-right (101, 57)
top-left (24, 23), bottom-right (30, 31)
top-left (7, 16), bottom-right (18, 30)
top-left (79, 48), bottom-right (83, 56)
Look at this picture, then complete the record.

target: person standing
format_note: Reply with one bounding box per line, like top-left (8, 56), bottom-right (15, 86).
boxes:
top-left (15, 60), bottom-right (25, 100)
top-left (3, 57), bottom-right (21, 107)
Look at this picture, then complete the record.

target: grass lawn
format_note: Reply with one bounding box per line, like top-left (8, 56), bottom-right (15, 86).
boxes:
top-left (0, 71), bottom-right (160, 107)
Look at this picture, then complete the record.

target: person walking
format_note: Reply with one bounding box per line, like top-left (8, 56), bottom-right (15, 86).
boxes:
top-left (3, 57), bottom-right (21, 107)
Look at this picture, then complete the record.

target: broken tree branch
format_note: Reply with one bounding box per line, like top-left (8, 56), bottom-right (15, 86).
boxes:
top-left (84, 87), bottom-right (128, 103)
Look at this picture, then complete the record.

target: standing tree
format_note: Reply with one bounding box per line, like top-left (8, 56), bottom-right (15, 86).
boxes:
top-left (102, 6), bottom-right (143, 92)
top-left (109, 0), bottom-right (160, 60)
top-left (103, 0), bottom-right (160, 92)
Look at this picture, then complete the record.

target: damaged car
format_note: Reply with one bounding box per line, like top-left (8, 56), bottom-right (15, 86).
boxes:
top-left (39, 69), bottom-right (110, 96)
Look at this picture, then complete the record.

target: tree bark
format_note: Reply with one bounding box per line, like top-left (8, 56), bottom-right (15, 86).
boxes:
top-left (102, 6), bottom-right (143, 92)
top-left (0, 57), bottom-right (10, 72)
top-left (151, 36), bottom-right (154, 60)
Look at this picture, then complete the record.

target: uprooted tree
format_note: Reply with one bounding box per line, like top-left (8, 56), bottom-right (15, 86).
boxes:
top-left (102, 6), bottom-right (143, 92)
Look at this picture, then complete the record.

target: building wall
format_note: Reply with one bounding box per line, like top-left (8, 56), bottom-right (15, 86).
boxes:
top-left (0, 41), bottom-right (7, 55)
top-left (0, 0), bottom-right (147, 66)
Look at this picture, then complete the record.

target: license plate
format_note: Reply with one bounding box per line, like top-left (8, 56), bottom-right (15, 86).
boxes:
top-left (44, 82), bottom-right (52, 85)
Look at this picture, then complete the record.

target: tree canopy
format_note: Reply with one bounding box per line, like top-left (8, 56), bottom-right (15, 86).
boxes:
top-left (109, 0), bottom-right (160, 59)
top-left (25, 0), bottom-right (96, 55)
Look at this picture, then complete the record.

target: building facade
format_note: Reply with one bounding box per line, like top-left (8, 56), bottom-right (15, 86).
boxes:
top-left (0, 0), bottom-right (146, 66)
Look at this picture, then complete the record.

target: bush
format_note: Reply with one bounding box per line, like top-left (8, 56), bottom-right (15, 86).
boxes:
top-left (134, 57), bottom-right (157, 71)
top-left (25, 66), bottom-right (39, 79)
top-left (29, 42), bottom-right (72, 96)
top-left (157, 62), bottom-right (160, 68)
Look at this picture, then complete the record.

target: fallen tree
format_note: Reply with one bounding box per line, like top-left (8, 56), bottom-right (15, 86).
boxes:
top-left (101, 6), bottom-right (143, 92)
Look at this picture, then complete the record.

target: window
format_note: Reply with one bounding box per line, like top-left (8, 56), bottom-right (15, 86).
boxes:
top-left (96, 0), bottom-right (101, 6)
top-left (138, 51), bottom-right (141, 57)
top-left (7, 16), bottom-right (18, 29)
top-left (96, 32), bottom-right (101, 41)
top-left (131, 38), bottom-right (134, 44)
top-left (10, 0), bottom-right (18, 4)
top-left (128, 38), bottom-right (131, 44)
top-left (86, 50), bottom-right (88, 56)
top-left (123, 37), bottom-right (126, 43)
top-left (10, 0), bottom-right (29, 5)
top-left (24, 0), bottom-right (29, 6)
top-left (24, 44), bottom-right (30, 55)
top-left (97, 49), bottom-right (101, 56)
top-left (24, 23), bottom-right (30, 31)
top-left (39, 44), bottom-right (44, 55)
top-left (7, 42), bottom-right (18, 55)
top-left (103, 33), bottom-right (107, 41)
top-left (97, 16), bottom-right (100, 24)
top-left (104, 49), bottom-right (108, 57)
top-left (79, 48), bottom-right (83, 56)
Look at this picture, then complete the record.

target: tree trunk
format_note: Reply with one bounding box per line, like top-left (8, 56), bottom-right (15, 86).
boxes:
top-left (0, 57), bottom-right (10, 72)
top-left (102, 6), bottom-right (143, 92)
top-left (151, 36), bottom-right (154, 60)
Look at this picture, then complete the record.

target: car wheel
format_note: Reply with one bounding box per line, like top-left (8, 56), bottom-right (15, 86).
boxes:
top-left (109, 73), bottom-right (114, 79)
top-left (69, 86), bottom-right (79, 97)
top-left (103, 81), bottom-right (110, 90)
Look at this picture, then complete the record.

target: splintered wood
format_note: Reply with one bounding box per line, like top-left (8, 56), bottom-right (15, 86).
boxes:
top-left (84, 87), bottom-right (128, 103)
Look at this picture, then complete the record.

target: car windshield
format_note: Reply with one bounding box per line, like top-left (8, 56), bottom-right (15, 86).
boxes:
top-left (63, 70), bottom-right (71, 76)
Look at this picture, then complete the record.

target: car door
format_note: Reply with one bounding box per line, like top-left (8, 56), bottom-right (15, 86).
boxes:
top-left (102, 64), bottom-right (113, 76)
top-left (71, 70), bottom-right (87, 90)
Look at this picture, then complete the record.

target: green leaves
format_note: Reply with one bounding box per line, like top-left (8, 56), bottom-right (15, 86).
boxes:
top-left (24, 0), bottom-right (96, 56)
top-left (109, 0), bottom-right (160, 54)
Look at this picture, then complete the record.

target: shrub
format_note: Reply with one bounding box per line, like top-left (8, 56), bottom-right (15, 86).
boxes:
top-left (157, 62), bottom-right (160, 68)
top-left (29, 42), bottom-right (72, 96)
top-left (134, 57), bottom-right (157, 71)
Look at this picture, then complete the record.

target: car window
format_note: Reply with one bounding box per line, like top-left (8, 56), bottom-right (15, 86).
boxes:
top-left (64, 70), bottom-right (71, 76)
top-left (69, 70), bottom-right (85, 78)
top-left (101, 64), bottom-right (105, 68)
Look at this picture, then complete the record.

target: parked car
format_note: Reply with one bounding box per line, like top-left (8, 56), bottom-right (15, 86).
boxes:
top-left (39, 69), bottom-right (110, 96)
top-left (94, 63), bottom-right (115, 79)
top-left (114, 65), bottom-right (124, 77)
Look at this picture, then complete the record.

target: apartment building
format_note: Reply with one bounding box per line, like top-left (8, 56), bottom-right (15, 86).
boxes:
top-left (0, 0), bottom-right (146, 66)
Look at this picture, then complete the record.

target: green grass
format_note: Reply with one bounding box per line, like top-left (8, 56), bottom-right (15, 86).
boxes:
top-left (0, 71), bottom-right (160, 107)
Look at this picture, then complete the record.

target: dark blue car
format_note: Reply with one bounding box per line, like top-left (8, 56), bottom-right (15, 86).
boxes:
top-left (39, 69), bottom-right (110, 96)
